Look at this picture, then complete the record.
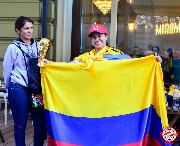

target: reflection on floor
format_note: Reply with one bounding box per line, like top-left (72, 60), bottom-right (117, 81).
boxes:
top-left (0, 104), bottom-right (47, 146)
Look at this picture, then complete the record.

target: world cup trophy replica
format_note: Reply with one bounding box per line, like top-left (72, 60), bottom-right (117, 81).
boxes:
top-left (38, 38), bottom-right (51, 67)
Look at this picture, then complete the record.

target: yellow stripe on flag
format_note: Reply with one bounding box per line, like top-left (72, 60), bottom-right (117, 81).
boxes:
top-left (41, 56), bottom-right (168, 127)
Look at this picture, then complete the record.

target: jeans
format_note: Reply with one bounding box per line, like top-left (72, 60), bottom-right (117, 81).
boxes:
top-left (8, 82), bottom-right (47, 146)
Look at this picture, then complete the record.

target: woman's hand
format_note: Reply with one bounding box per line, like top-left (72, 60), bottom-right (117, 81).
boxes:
top-left (144, 51), bottom-right (162, 63)
top-left (155, 53), bottom-right (162, 63)
top-left (38, 57), bottom-right (52, 64)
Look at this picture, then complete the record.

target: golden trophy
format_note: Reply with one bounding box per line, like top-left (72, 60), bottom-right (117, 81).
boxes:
top-left (38, 38), bottom-right (50, 67)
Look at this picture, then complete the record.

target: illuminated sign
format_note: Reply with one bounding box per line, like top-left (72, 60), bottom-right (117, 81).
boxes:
top-left (155, 21), bottom-right (180, 35)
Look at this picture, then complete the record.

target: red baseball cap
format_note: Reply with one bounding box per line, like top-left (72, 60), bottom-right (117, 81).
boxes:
top-left (88, 24), bottom-right (108, 37)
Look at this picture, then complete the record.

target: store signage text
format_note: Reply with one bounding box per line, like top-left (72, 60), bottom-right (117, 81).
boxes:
top-left (155, 21), bottom-right (180, 35)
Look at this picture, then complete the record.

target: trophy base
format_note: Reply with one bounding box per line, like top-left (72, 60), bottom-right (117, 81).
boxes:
top-left (37, 61), bottom-right (45, 67)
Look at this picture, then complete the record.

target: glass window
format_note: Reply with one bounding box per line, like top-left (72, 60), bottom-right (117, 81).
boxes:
top-left (81, 0), bottom-right (180, 83)
top-left (128, 1), bottom-right (180, 84)
top-left (81, 0), bottom-right (111, 53)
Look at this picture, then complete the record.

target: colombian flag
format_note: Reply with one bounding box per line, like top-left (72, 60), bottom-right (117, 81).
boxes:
top-left (41, 56), bottom-right (170, 146)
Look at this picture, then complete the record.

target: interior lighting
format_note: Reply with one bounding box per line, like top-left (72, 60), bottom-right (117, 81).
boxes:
top-left (128, 21), bottom-right (135, 31)
top-left (93, 0), bottom-right (112, 15)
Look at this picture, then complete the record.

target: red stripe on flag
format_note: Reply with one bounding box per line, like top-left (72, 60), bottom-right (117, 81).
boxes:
top-left (119, 134), bottom-right (162, 146)
top-left (48, 133), bottom-right (162, 146)
top-left (48, 135), bottom-right (82, 146)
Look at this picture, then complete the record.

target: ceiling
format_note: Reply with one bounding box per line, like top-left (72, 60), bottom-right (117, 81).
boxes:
top-left (130, 0), bottom-right (180, 17)
top-left (90, 0), bottom-right (180, 17)
top-left (82, 0), bottom-right (180, 24)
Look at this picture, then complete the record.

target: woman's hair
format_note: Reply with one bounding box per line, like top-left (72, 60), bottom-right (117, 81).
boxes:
top-left (15, 16), bottom-right (34, 31)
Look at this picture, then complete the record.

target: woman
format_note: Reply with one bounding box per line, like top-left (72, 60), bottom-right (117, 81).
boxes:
top-left (42, 24), bottom-right (162, 66)
top-left (3, 16), bottom-right (46, 146)
top-left (74, 24), bottom-right (162, 68)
